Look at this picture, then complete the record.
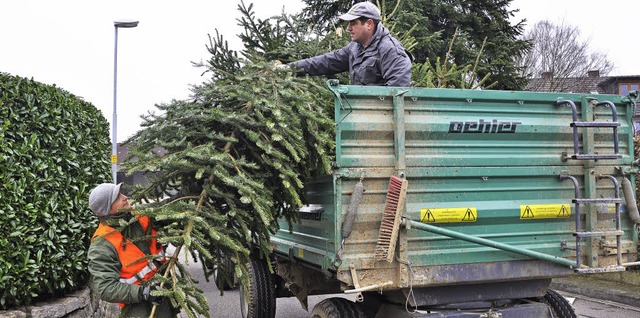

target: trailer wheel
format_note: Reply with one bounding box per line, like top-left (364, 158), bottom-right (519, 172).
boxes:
top-left (310, 297), bottom-right (366, 318)
top-left (214, 254), bottom-right (235, 291)
top-left (240, 256), bottom-right (276, 318)
top-left (543, 289), bottom-right (577, 318)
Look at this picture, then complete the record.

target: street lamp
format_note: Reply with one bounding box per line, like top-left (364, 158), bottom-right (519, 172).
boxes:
top-left (112, 20), bottom-right (139, 183)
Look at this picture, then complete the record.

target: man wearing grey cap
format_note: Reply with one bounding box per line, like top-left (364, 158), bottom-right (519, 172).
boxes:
top-left (289, 1), bottom-right (412, 87)
top-left (87, 183), bottom-right (176, 317)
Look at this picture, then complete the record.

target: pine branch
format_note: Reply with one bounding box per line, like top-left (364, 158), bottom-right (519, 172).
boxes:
top-left (148, 189), bottom-right (208, 318)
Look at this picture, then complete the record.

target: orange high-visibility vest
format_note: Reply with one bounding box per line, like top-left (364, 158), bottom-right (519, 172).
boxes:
top-left (92, 215), bottom-right (165, 308)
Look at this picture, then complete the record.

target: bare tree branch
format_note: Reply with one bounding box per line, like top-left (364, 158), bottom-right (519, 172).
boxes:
top-left (516, 20), bottom-right (614, 91)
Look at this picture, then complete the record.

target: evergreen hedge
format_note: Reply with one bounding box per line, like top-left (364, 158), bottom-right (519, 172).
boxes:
top-left (0, 72), bottom-right (111, 309)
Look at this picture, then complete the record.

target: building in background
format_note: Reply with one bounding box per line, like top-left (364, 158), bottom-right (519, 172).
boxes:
top-left (525, 71), bottom-right (640, 134)
top-left (116, 144), bottom-right (166, 194)
top-left (525, 70), bottom-right (640, 95)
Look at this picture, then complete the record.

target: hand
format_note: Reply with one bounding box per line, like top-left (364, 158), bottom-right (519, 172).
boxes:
top-left (141, 284), bottom-right (164, 305)
top-left (272, 61), bottom-right (290, 71)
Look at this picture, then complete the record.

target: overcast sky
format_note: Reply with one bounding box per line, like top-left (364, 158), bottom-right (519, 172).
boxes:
top-left (2, 0), bottom-right (639, 142)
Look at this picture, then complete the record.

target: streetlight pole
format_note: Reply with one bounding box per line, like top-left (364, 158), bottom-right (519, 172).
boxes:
top-left (112, 20), bottom-right (139, 183)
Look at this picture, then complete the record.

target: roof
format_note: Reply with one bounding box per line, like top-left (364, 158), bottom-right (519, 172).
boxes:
top-left (525, 76), bottom-right (605, 94)
top-left (525, 74), bottom-right (640, 94)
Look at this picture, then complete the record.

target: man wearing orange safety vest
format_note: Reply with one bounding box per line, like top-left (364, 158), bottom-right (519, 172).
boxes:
top-left (87, 183), bottom-right (176, 317)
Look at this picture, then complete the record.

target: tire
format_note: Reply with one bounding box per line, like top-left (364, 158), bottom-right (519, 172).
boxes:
top-left (240, 256), bottom-right (276, 318)
top-left (543, 289), bottom-right (577, 318)
top-left (214, 254), bottom-right (235, 291)
top-left (310, 297), bottom-right (366, 318)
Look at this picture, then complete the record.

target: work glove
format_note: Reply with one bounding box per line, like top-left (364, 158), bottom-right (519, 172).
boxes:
top-left (272, 61), bottom-right (291, 71)
top-left (141, 284), bottom-right (164, 305)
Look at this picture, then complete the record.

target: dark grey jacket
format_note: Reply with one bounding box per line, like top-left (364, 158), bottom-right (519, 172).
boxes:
top-left (293, 23), bottom-right (412, 87)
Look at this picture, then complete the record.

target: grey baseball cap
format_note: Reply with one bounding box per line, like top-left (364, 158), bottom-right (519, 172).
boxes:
top-left (89, 183), bottom-right (122, 217)
top-left (339, 1), bottom-right (381, 21)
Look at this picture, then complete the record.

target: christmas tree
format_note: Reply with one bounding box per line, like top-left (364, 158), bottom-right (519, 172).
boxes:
top-left (122, 3), bottom-right (335, 317)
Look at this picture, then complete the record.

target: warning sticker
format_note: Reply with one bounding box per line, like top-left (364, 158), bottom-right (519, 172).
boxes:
top-left (420, 207), bottom-right (477, 223)
top-left (520, 204), bottom-right (571, 219)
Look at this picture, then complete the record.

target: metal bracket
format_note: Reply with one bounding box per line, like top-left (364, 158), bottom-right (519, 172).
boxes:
top-left (348, 264), bottom-right (364, 302)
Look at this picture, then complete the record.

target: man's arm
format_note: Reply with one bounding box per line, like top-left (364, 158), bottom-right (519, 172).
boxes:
top-left (88, 239), bottom-right (143, 304)
top-left (292, 45), bottom-right (351, 77)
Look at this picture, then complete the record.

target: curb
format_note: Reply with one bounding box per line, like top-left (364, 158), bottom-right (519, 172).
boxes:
top-left (551, 275), bottom-right (640, 308)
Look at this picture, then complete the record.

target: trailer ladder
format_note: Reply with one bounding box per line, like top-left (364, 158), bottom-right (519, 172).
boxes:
top-left (559, 174), bottom-right (625, 273)
top-left (557, 100), bottom-right (621, 160)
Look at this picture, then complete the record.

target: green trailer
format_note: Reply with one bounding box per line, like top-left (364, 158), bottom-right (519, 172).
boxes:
top-left (240, 81), bottom-right (640, 318)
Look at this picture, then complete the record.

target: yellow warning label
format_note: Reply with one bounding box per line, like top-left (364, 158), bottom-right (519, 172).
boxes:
top-left (520, 204), bottom-right (571, 219)
top-left (420, 207), bottom-right (477, 223)
top-left (297, 248), bottom-right (304, 258)
top-left (111, 155), bottom-right (118, 163)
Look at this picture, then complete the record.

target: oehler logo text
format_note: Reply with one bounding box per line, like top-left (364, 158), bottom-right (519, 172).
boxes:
top-left (449, 119), bottom-right (522, 134)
